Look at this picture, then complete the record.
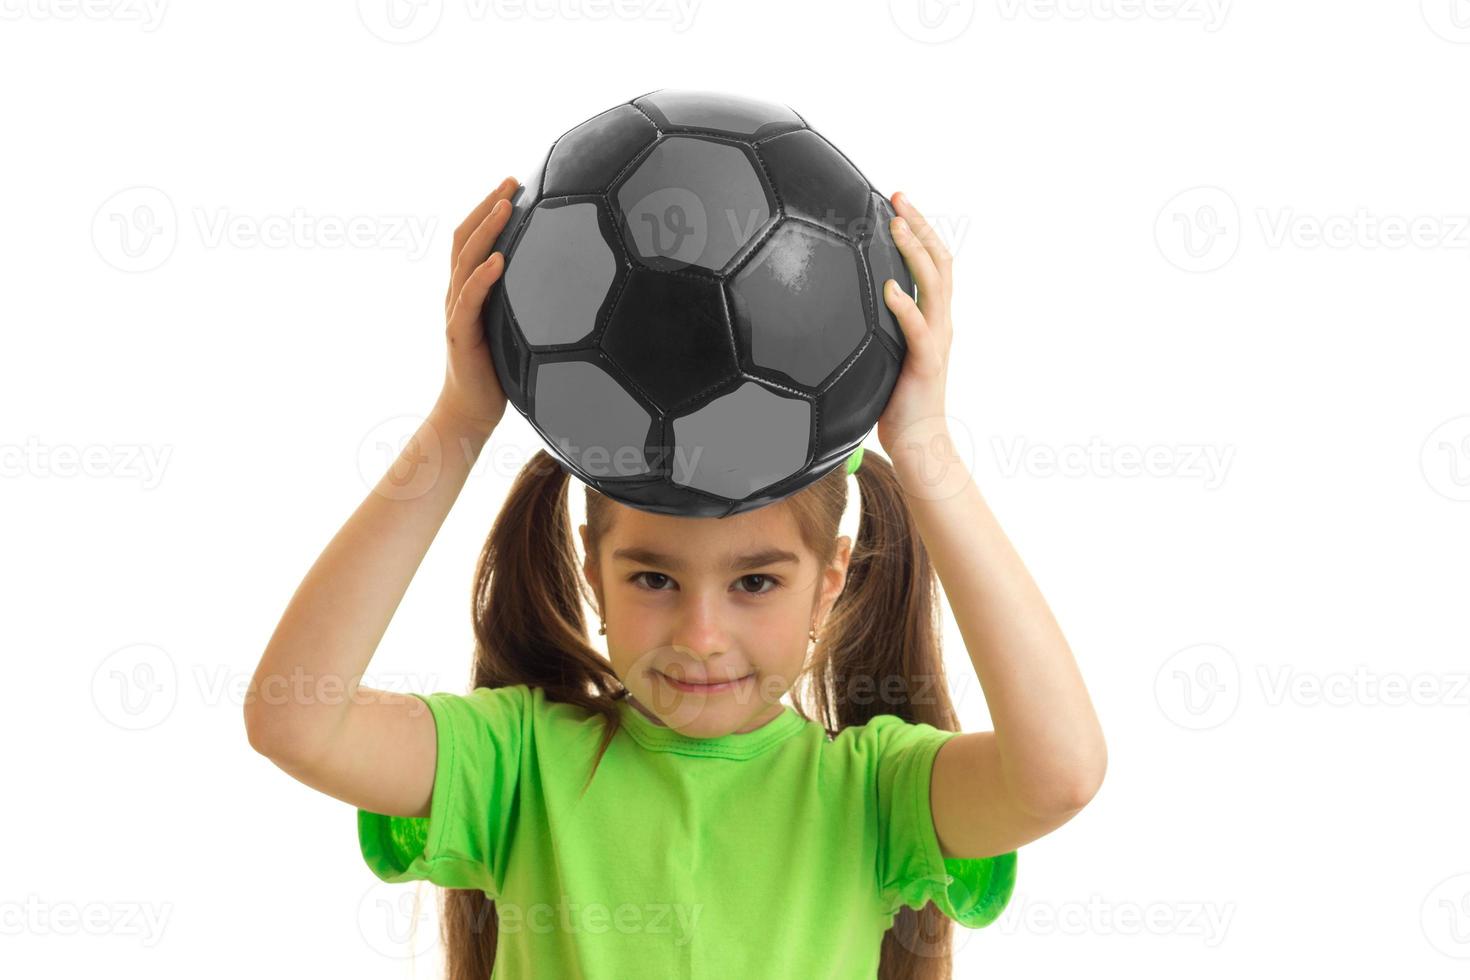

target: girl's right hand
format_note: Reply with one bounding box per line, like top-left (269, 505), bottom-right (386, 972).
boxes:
top-left (437, 176), bottom-right (520, 436)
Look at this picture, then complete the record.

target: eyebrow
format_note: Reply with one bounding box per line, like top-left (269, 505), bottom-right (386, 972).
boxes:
top-left (612, 546), bottom-right (800, 573)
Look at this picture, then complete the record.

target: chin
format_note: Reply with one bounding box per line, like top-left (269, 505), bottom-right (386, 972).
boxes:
top-left (643, 691), bottom-right (754, 732)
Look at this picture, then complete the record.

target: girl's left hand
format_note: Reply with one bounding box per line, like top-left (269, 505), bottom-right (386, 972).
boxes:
top-left (874, 192), bottom-right (955, 463)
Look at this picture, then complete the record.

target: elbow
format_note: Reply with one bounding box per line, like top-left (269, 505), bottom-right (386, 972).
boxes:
top-left (1021, 773), bottom-right (1103, 818)
top-left (1060, 747), bottom-right (1108, 813)
top-left (244, 698), bottom-right (290, 761)
top-left (1059, 766), bottom-right (1106, 813)
top-left (1020, 749), bottom-right (1108, 817)
top-left (243, 688), bottom-right (329, 767)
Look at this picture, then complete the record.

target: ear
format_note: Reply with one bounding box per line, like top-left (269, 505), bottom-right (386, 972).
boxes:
top-left (578, 524), bottom-right (601, 597)
top-left (818, 535), bottom-right (853, 618)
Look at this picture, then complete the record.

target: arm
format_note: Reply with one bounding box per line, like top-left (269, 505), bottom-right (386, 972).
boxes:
top-left (877, 190), bottom-right (1107, 859)
top-left (243, 178), bottom-right (520, 818)
top-left (243, 404), bottom-right (492, 817)
top-left (899, 440), bottom-right (1106, 858)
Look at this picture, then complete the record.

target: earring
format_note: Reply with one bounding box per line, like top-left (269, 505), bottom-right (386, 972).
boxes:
top-left (809, 623), bottom-right (819, 644)
top-left (598, 618), bottom-right (607, 636)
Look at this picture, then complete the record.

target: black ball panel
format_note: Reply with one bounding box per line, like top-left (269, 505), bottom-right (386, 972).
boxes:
top-left (483, 282), bottom-right (528, 410)
top-left (634, 89), bottom-right (804, 140)
top-left (758, 128), bottom-right (872, 238)
top-left (863, 191), bottom-right (915, 356)
top-left (584, 473), bottom-right (736, 519)
top-left (600, 268), bottom-right (736, 414)
top-left (776, 108), bottom-right (876, 190)
top-left (816, 335), bottom-right (900, 458)
top-left (544, 104), bottom-right (659, 197)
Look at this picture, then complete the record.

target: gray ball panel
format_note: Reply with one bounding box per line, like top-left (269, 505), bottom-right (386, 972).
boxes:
top-left (730, 221), bottom-right (868, 389)
top-left (671, 381), bottom-right (811, 498)
top-left (615, 136), bottom-right (771, 273)
top-left (531, 358), bottom-right (653, 478)
top-left (505, 201), bottom-right (618, 347)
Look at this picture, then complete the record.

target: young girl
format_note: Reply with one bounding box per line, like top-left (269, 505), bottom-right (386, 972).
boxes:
top-left (245, 177), bottom-right (1106, 980)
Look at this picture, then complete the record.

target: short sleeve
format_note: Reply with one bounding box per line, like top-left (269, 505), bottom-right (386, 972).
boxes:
top-left (357, 685), bottom-right (527, 894)
top-left (873, 717), bottom-right (1017, 928)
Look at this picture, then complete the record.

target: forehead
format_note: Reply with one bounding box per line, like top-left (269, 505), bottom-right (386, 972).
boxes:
top-left (605, 501), bottom-right (807, 566)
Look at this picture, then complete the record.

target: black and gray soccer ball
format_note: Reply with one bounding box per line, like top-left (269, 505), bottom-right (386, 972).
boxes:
top-left (484, 88), bottom-right (914, 518)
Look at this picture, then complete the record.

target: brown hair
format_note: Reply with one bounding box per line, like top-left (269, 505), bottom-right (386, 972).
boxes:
top-left (438, 448), bottom-right (964, 980)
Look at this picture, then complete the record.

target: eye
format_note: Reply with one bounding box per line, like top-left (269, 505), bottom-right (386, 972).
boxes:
top-left (627, 572), bottom-right (781, 596)
top-left (737, 574), bottom-right (780, 596)
top-left (630, 571), bottom-right (674, 591)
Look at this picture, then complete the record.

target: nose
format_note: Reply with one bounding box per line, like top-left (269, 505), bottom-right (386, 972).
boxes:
top-left (670, 591), bottom-right (730, 661)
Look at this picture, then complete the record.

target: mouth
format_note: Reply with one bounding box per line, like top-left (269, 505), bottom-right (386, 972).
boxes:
top-left (656, 671), bottom-right (755, 694)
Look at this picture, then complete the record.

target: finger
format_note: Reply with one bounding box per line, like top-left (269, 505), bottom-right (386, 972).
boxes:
top-left (892, 192), bottom-right (953, 299)
top-left (446, 252), bottom-right (505, 352)
top-left (449, 195), bottom-right (517, 318)
top-left (889, 214), bottom-right (943, 316)
top-left (446, 177), bottom-right (519, 311)
top-left (883, 278), bottom-right (942, 374)
top-left (891, 192), bottom-right (952, 274)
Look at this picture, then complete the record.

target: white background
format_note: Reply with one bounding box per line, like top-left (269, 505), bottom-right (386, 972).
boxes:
top-left (3, 0), bottom-right (1469, 976)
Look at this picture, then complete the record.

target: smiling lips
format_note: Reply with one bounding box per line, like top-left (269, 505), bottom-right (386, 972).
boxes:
top-left (658, 671), bottom-right (753, 693)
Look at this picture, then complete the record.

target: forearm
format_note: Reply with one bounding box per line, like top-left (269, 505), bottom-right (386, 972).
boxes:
top-left (244, 398), bottom-right (492, 755)
top-left (890, 424), bottom-right (1106, 815)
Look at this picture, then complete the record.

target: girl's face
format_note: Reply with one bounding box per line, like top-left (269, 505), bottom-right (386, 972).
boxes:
top-left (581, 501), bottom-right (850, 738)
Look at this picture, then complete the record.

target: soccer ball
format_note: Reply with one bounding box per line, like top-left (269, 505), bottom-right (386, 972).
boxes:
top-left (484, 88), bottom-right (914, 518)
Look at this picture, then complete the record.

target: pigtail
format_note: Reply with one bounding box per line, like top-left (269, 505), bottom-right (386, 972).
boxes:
top-left (800, 451), bottom-right (963, 980)
top-left (442, 449), bottom-right (628, 980)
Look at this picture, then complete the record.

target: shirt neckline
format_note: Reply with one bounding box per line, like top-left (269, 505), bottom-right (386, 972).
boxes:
top-left (615, 695), bottom-right (806, 759)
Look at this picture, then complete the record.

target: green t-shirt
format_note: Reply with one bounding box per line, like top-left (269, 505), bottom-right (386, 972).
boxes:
top-left (358, 683), bottom-right (1016, 978)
